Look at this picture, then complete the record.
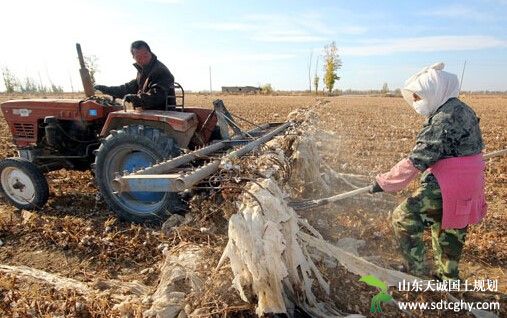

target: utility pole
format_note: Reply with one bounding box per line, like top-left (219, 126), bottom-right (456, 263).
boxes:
top-left (459, 60), bottom-right (467, 93)
top-left (209, 66), bottom-right (212, 94)
top-left (308, 51), bottom-right (313, 92)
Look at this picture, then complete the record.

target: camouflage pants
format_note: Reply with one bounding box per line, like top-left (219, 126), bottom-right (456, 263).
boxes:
top-left (391, 172), bottom-right (467, 280)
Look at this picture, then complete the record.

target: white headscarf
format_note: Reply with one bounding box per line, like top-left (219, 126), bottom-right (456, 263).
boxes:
top-left (401, 62), bottom-right (460, 117)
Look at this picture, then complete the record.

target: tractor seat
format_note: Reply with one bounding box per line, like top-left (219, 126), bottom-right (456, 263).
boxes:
top-left (166, 82), bottom-right (184, 110)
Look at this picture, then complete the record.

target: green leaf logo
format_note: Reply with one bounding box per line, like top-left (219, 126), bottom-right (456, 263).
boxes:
top-left (359, 274), bottom-right (393, 313)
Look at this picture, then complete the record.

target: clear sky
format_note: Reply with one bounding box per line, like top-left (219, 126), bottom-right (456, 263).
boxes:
top-left (1, 0), bottom-right (506, 92)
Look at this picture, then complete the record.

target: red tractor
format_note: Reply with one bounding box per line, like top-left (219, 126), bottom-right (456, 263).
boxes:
top-left (0, 44), bottom-right (291, 222)
top-left (0, 44), bottom-right (221, 222)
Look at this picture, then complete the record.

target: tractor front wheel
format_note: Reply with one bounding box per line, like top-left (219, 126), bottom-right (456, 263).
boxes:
top-left (94, 125), bottom-right (181, 222)
top-left (0, 158), bottom-right (49, 210)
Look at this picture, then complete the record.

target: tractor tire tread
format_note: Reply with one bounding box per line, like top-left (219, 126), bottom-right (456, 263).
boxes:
top-left (94, 125), bottom-right (181, 222)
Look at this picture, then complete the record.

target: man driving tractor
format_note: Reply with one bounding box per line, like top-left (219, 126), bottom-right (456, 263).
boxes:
top-left (94, 40), bottom-right (176, 110)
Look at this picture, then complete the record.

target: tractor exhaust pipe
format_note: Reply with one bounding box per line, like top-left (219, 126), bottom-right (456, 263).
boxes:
top-left (76, 43), bottom-right (94, 97)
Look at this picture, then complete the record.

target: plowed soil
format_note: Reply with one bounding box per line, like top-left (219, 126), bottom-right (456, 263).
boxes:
top-left (0, 93), bottom-right (505, 317)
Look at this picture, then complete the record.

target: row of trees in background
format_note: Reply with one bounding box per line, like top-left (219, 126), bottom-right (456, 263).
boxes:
top-left (1, 55), bottom-right (98, 94)
top-left (3, 54), bottom-right (505, 95)
top-left (2, 67), bottom-right (64, 93)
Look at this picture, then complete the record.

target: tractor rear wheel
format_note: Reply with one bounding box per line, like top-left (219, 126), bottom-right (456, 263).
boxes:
top-left (94, 125), bottom-right (181, 222)
top-left (0, 158), bottom-right (49, 210)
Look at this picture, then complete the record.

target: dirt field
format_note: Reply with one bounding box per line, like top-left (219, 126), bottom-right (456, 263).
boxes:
top-left (0, 93), bottom-right (505, 317)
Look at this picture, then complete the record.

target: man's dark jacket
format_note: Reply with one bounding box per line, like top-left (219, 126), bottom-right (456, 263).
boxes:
top-left (105, 54), bottom-right (175, 110)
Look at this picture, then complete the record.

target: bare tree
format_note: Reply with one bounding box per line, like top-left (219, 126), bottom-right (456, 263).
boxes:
top-left (84, 55), bottom-right (99, 87)
top-left (2, 67), bottom-right (55, 93)
top-left (22, 77), bottom-right (38, 93)
top-left (381, 82), bottom-right (389, 94)
top-left (2, 67), bottom-right (19, 93)
top-left (261, 83), bottom-right (273, 94)
top-left (313, 56), bottom-right (320, 94)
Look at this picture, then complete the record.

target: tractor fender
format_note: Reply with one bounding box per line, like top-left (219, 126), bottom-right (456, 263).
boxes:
top-left (100, 110), bottom-right (198, 148)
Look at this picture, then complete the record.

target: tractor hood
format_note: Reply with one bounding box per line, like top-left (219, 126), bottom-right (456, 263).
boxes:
top-left (0, 98), bottom-right (120, 122)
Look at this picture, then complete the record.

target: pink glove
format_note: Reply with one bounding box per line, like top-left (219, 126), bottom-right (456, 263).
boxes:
top-left (375, 158), bottom-right (420, 192)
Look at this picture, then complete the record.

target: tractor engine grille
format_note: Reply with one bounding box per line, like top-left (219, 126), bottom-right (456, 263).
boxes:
top-left (13, 123), bottom-right (35, 139)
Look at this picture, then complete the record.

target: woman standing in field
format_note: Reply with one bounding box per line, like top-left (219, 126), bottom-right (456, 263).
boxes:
top-left (370, 62), bottom-right (486, 281)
